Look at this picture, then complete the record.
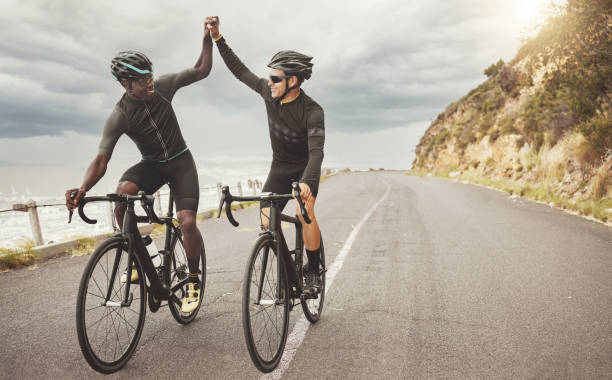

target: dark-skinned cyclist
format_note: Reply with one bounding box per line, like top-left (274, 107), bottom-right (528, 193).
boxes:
top-left (65, 21), bottom-right (212, 313)
top-left (205, 16), bottom-right (324, 294)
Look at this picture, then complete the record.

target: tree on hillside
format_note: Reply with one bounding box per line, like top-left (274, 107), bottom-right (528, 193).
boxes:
top-left (517, 0), bottom-right (612, 151)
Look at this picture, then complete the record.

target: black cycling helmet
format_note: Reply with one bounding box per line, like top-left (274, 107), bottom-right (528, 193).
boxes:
top-left (267, 50), bottom-right (313, 80)
top-left (110, 51), bottom-right (153, 81)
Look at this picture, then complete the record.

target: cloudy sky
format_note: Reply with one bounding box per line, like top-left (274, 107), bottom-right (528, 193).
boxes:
top-left (0, 0), bottom-right (552, 173)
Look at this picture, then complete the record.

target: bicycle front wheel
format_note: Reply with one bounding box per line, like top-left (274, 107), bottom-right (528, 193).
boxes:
top-left (242, 234), bottom-right (290, 373)
top-left (301, 237), bottom-right (326, 323)
top-left (76, 237), bottom-right (146, 374)
top-left (168, 230), bottom-right (206, 324)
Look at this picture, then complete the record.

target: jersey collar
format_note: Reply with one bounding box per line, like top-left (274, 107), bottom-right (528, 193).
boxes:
top-left (280, 89), bottom-right (301, 105)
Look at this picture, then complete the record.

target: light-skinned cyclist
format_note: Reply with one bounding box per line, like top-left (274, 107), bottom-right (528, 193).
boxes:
top-left (65, 22), bottom-right (213, 313)
top-left (205, 16), bottom-right (324, 294)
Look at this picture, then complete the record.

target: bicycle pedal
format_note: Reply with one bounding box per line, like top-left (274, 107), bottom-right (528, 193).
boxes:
top-left (300, 292), bottom-right (319, 300)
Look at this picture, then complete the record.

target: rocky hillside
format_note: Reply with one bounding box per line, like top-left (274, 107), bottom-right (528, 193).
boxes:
top-left (412, 0), bottom-right (612, 222)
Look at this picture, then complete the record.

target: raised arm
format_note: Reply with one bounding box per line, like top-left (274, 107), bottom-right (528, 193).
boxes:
top-left (205, 16), bottom-right (270, 98)
top-left (193, 21), bottom-right (213, 80)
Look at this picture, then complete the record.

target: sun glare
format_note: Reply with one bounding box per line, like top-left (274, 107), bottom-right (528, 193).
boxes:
top-left (513, 0), bottom-right (558, 36)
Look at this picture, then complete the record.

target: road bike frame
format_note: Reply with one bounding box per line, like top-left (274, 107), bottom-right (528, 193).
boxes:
top-left (217, 185), bottom-right (322, 304)
top-left (78, 191), bottom-right (183, 307)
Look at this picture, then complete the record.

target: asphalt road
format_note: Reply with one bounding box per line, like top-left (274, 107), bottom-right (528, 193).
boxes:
top-left (1, 171), bottom-right (610, 379)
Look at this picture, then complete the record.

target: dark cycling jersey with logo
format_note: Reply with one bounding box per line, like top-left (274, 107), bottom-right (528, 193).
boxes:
top-left (215, 37), bottom-right (325, 192)
top-left (98, 68), bottom-right (200, 161)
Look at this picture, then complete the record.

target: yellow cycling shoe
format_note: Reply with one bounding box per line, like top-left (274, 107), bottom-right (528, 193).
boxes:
top-left (120, 269), bottom-right (139, 284)
top-left (181, 281), bottom-right (201, 313)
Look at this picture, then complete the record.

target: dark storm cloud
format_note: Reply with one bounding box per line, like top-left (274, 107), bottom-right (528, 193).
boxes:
top-left (0, 0), bottom-right (523, 140)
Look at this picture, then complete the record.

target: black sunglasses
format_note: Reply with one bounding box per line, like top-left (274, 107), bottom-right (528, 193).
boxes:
top-left (269, 75), bottom-right (293, 83)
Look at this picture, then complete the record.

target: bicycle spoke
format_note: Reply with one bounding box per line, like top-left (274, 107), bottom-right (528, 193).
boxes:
top-left (87, 308), bottom-right (111, 331)
top-left (250, 278), bottom-right (276, 301)
top-left (90, 308), bottom-right (106, 349)
top-left (86, 292), bottom-right (105, 300)
top-left (120, 308), bottom-right (133, 349)
top-left (86, 305), bottom-right (105, 312)
top-left (249, 303), bottom-right (275, 317)
top-left (263, 304), bottom-right (283, 338)
top-left (112, 307), bottom-right (138, 333)
top-left (90, 273), bottom-right (107, 299)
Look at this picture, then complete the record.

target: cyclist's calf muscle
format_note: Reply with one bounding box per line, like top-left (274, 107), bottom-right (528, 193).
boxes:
top-left (296, 196), bottom-right (321, 251)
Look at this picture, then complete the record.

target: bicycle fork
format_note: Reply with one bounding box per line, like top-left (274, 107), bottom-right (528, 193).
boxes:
top-left (102, 243), bottom-right (133, 308)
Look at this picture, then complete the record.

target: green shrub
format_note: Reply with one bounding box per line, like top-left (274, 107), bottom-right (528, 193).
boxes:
top-left (500, 116), bottom-right (518, 135)
top-left (0, 246), bottom-right (38, 270)
top-left (484, 59), bottom-right (504, 77)
top-left (498, 65), bottom-right (520, 94)
top-left (576, 114), bottom-right (612, 155)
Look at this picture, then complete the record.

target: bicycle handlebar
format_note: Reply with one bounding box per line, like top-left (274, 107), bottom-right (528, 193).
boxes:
top-left (75, 192), bottom-right (163, 225)
top-left (217, 182), bottom-right (311, 227)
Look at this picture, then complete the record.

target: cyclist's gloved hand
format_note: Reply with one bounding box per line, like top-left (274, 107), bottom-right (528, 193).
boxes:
top-left (205, 16), bottom-right (220, 40)
top-left (65, 187), bottom-right (86, 211)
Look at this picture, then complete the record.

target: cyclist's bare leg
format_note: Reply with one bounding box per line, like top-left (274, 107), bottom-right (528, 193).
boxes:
top-left (114, 181), bottom-right (139, 230)
top-left (296, 195), bottom-right (320, 251)
top-left (260, 207), bottom-right (271, 229)
top-left (261, 199), bottom-right (320, 249)
top-left (177, 210), bottom-right (203, 261)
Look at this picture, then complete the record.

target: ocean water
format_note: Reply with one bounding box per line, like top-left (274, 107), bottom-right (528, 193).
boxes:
top-left (0, 157), bottom-right (270, 248)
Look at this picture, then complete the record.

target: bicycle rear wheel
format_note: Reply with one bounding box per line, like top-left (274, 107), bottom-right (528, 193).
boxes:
top-left (76, 237), bottom-right (146, 373)
top-left (242, 234), bottom-right (290, 373)
top-left (301, 237), bottom-right (326, 323)
top-left (168, 230), bottom-right (206, 324)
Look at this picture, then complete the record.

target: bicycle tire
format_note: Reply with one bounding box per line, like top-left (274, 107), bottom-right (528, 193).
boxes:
top-left (300, 237), bottom-right (326, 323)
top-left (168, 230), bottom-right (206, 324)
top-left (76, 236), bottom-right (146, 374)
top-left (242, 234), bottom-right (290, 373)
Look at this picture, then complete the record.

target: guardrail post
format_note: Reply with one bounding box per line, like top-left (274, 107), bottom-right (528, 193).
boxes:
top-left (14, 201), bottom-right (45, 246)
top-left (27, 201), bottom-right (44, 246)
top-left (237, 182), bottom-right (243, 196)
top-left (216, 182), bottom-right (222, 202)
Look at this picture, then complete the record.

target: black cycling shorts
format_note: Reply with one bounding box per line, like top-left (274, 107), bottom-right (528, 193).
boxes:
top-left (260, 160), bottom-right (319, 211)
top-left (119, 150), bottom-right (199, 211)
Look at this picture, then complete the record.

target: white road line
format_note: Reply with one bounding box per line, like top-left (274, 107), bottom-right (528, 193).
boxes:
top-left (261, 181), bottom-right (391, 380)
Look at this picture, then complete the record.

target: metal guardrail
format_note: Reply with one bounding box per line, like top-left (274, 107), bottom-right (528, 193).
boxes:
top-left (1, 180), bottom-right (263, 247)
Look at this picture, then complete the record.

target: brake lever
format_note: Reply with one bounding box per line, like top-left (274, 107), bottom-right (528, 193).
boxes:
top-left (216, 191), bottom-right (225, 219)
top-left (68, 190), bottom-right (78, 223)
top-left (217, 186), bottom-right (239, 226)
top-left (292, 182), bottom-right (311, 224)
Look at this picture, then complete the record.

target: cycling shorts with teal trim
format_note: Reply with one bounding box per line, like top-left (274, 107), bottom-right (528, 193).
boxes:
top-left (119, 149), bottom-right (199, 211)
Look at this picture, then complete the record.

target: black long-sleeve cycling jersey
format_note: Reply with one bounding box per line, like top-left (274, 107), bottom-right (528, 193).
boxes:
top-left (215, 36), bottom-right (325, 190)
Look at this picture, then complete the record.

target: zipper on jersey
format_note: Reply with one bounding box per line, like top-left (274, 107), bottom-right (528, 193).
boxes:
top-left (144, 103), bottom-right (169, 161)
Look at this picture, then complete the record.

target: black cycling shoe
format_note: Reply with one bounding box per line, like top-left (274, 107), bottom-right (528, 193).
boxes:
top-left (303, 263), bottom-right (321, 295)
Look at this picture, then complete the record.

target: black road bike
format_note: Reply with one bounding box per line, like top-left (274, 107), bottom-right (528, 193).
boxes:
top-left (217, 182), bottom-right (326, 372)
top-left (72, 191), bottom-right (205, 373)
